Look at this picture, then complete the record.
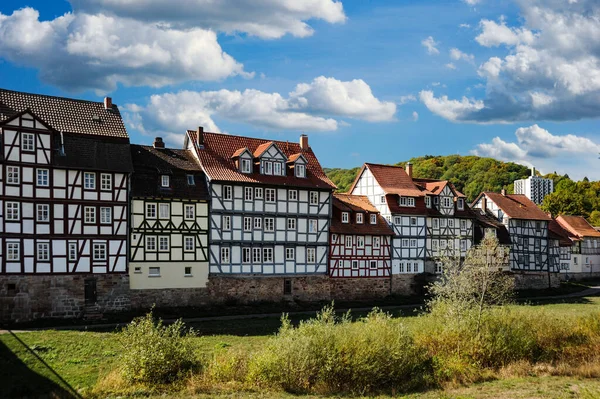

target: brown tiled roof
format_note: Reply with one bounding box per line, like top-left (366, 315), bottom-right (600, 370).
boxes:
top-left (287, 153), bottom-right (304, 163)
top-left (556, 215), bottom-right (600, 239)
top-left (331, 194), bottom-right (394, 236)
top-left (130, 145), bottom-right (208, 200)
top-left (187, 131), bottom-right (336, 189)
top-left (481, 192), bottom-right (551, 221)
top-left (231, 148), bottom-right (249, 158)
top-left (413, 178), bottom-right (467, 198)
top-left (253, 141), bottom-right (274, 158)
top-left (354, 163), bottom-right (425, 197)
top-left (0, 88), bottom-right (128, 138)
top-left (549, 219), bottom-right (575, 246)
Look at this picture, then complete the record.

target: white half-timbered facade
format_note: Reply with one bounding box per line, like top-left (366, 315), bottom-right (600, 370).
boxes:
top-left (329, 194), bottom-right (394, 278)
top-left (129, 140), bottom-right (209, 289)
top-left (0, 91), bottom-right (132, 281)
top-left (555, 215), bottom-right (600, 274)
top-left (184, 128), bottom-right (335, 275)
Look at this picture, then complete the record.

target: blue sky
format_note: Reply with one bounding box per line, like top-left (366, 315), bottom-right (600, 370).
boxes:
top-left (1, 0), bottom-right (599, 179)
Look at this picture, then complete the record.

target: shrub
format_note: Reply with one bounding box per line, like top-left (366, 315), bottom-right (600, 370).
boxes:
top-left (118, 312), bottom-right (199, 384)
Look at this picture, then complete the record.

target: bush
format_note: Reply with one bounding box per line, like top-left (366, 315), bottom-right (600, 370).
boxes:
top-left (118, 312), bottom-right (199, 384)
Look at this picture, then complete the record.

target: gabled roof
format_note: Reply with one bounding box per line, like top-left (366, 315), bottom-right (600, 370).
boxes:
top-left (54, 133), bottom-right (133, 173)
top-left (287, 153), bottom-right (306, 163)
top-left (549, 219), bottom-right (576, 246)
top-left (556, 215), bottom-right (600, 239)
top-left (231, 147), bottom-right (251, 158)
top-left (473, 209), bottom-right (512, 245)
top-left (253, 141), bottom-right (276, 158)
top-left (413, 178), bottom-right (466, 198)
top-left (0, 88), bottom-right (128, 138)
top-left (186, 131), bottom-right (336, 189)
top-left (331, 194), bottom-right (394, 236)
top-left (477, 192), bottom-right (551, 221)
top-left (351, 163), bottom-right (425, 197)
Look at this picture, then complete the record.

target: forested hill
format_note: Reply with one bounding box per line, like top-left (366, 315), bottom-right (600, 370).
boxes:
top-left (325, 155), bottom-right (531, 202)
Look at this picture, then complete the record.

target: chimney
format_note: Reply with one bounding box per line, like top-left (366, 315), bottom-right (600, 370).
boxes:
top-left (300, 134), bottom-right (309, 150)
top-left (481, 196), bottom-right (487, 213)
top-left (153, 137), bottom-right (165, 149)
top-left (501, 189), bottom-right (506, 196)
top-left (406, 162), bottom-right (413, 178)
top-left (104, 97), bottom-right (112, 110)
top-left (197, 126), bottom-right (204, 146)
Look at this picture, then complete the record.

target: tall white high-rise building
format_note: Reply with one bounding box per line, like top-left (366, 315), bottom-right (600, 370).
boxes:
top-left (514, 167), bottom-right (554, 204)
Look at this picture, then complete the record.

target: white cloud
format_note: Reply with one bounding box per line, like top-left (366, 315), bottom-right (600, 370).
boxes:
top-left (69, 0), bottom-right (346, 39)
top-left (412, 111), bottom-right (419, 121)
top-left (450, 48), bottom-right (474, 63)
top-left (459, 23), bottom-right (471, 28)
top-left (463, 0), bottom-right (481, 5)
top-left (477, 57), bottom-right (503, 78)
top-left (0, 8), bottom-right (248, 92)
top-left (419, 90), bottom-right (484, 122)
top-left (472, 124), bottom-right (600, 178)
top-left (398, 94), bottom-right (417, 104)
top-left (475, 19), bottom-right (535, 47)
top-left (445, 63), bottom-right (457, 70)
top-left (421, 36), bottom-right (440, 55)
top-left (127, 77), bottom-right (396, 145)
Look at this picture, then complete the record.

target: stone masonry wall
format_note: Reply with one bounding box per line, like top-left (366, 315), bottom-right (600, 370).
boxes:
top-left (559, 272), bottom-right (600, 282)
top-left (513, 272), bottom-right (560, 290)
top-left (130, 287), bottom-right (210, 310)
top-left (330, 278), bottom-right (390, 301)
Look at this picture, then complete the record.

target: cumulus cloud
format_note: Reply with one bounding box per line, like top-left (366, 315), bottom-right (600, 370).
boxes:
top-left (412, 111), bottom-right (419, 121)
top-left (398, 94), bottom-right (417, 104)
top-left (420, 0), bottom-right (600, 124)
top-left (445, 63), bottom-right (457, 70)
top-left (127, 76), bottom-right (396, 145)
top-left (450, 48), bottom-right (474, 63)
top-left (472, 124), bottom-right (600, 178)
top-left (69, 0), bottom-right (346, 39)
top-left (0, 7), bottom-right (248, 92)
top-left (421, 36), bottom-right (440, 55)
top-left (463, 0), bottom-right (481, 5)
top-left (419, 91), bottom-right (484, 122)
top-left (459, 23), bottom-right (471, 28)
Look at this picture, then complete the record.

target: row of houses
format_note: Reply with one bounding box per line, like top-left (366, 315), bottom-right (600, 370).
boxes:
top-left (0, 89), bottom-right (597, 322)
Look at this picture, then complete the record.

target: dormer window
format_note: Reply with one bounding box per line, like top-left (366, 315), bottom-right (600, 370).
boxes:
top-left (370, 214), bottom-right (377, 224)
top-left (241, 159), bottom-right (252, 174)
top-left (187, 175), bottom-right (195, 185)
top-left (399, 197), bottom-right (415, 207)
top-left (274, 162), bottom-right (283, 176)
top-left (457, 198), bottom-right (464, 210)
top-left (296, 164), bottom-right (306, 178)
top-left (356, 213), bottom-right (363, 224)
top-left (264, 161), bottom-right (273, 175)
top-left (342, 212), bottom-right (349, 223)
top-left (161, 175), bottom-right (170, 188)
top-left (442, 197), bottom-right (452, 207)
top-left (425, 196), bottom-right (431, 208)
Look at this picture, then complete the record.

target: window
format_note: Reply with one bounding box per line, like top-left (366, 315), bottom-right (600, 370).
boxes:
top-left (400, 197), bottom-right (415, 207)
top-left (434, 196), bottom-right (439, 205)
top-left (242, 247), bottom-right (251, 263)
top-left (432, 240), bottom-right (438, 251)
top-left (310, 192), bottom-right (319, 205)
top-left (448, 240), bottom-right (454, 249)
top-left (93, 243), bottom-right (107, 261)
top-left (425, 196), bottom-right (431, 208)
top-left (460, 239), bottom-right (467, 251)
top-left (69, 243), bottom-right (78, 261)
top-left (356, 213), bottom-right (363, 224)
top-left (357, 236), bottom-right (365, 248)
top-left (410, 217), bottom-right (417, 225)
top-left (265, 188), bottom-right (276, 202)
top-left (37, 204), bottom-right (50, 222)
top-left (274, 162), bottom-right (282, 176)
top-left (159, 203), bottom-right (170, 219)
top-left (394, 217), bottom-right (402, 225)
top-left (380, 196), bottom-right (386, 204)
top-left (332, 234), bottom-right (337, 241)
top-left (284, 279), bottom-right (292, 295)
top-left (370, 214), bottom-right (377, 224)
top-left (254, 217), bottom-right (262, 229)
top-left (460, 220), bottom-right (467, 231)
top-left (410, 239), bottom-right (417, 247)
top-left (346, 235), bottom-right (353, 248)
top-left (442, 197), bottom-right (452, 207)
top-left (100, 207), bottom-right (112, 224)
top-left (184, 237), bottom-right (194, 252)
top-left (223, 215), bottom-right (231, 230)
top-left (7, 242), bottom-right (20, 261)
top-left (352, 260), bottom-right (359, 270)
top-left (574, 257), bottom-right (578, 265)
top-left (101, 173), bottom-right (112, 190)
top-left (536, 221), bottom-right (541, 232)
top-left (265, 217), bottom-right (275, 231)
top-left (309, 219), bottom-right (318, 233)
top-left (159, 236), bottom-right (169, 252)
top-left (264, 161), bottom-right (273, 175)
top-left (7, 166), bottom-right (19, 184)
top-left (406, 263), bottom-right (412, 273)
top-left (149, 267), bottom-right (160, 276)
top-left (187, 175), bottom-right (195, 185)
top-left (286, 248), bottom-right (295, 260)
top-left (244, 187), bottom-right (253, 201)
top-left (84, 206), bottom-right (96, 223)
top-left (296, 164), bottom-right (306, 178)
top-left (37, 169), bottom-right (49, 187)
top-left (342, 212), bottom-right (349, 223)
top-left (413, 262), bottom-right (419, 273)
top-left (440, 219), bottom-right (447, 228)
top-left (36, 242), bottom-right (50, 261)
top-left (184, 267), bottom-right (192, 276)
top-left (448, 219), bottom-right (454, 228)
top-left (288, 190), bottom-right (298, 200)
top-left (370, 261), bottom-right (377, 269)
top-left (161, 175), bottom-right (170, 187)
top-left (244, 217), bottom-right (252, 231)
top-left (263, 248), bottom-right (274, 262)
top-left (184, 204), bottom-right (195, 220)
top-left (402, 239), bottom-right (409, 247)
top-left (146, 203), bottom-right (157, 218)
top-left (457, 198), bottom-right (464, 210)
top-left (435, 262), bottom-right (443, 274)
top-left (84, 172), bottom-right (95, 189)
top-left (22, 132), bottom-right (35, 151)
top-left (253, 248), bottom-right (261, 263)
top-left (146, 236), bottom-right (156, 251)
top-left (223, 185), bottom-right (232, 200)
top-left (307, 248), bottom-right (316, 263)
top-left (287, 218), bottom-right (296, 230)
top-left (241, 159), bottom-right (252, 173)
top-left (221, 247), bottom-right (230, 263)
top-left (255, 187), bottom-right (263, 199)
top-left (373, 237), bottom-right (381, 249)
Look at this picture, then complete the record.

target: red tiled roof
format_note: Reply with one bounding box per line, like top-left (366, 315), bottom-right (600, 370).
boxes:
top-left (481, 192), bottom-right (551, 221)
top-left (413, 178), bottom-right (466, 198)
top-left (549, 219), bottom-right (576, 246)
top-left (331, 194), bottom-right (394, 236)
top-left (231, 147), bottom-right (249, 158)
top-left (354, 163), bottom-right (425, 197)
top-left (187, 131), bottom-right (336, 189)
top-left (253, 141), bottom-right (274, 158)
top-left (556, 215), bottom-right (600, 239)
top-left (287, 153), bottom-right (304, 163)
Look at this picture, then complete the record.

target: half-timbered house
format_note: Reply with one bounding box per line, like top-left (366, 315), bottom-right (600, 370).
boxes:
top-left (0, 89), bottom-right (132, 322)
top-left (329, 193), bottom-right (394, 278)
top-left (184, 128), bottom-right (335, 300)
top-left (555, 215), bottom-right (600, 276)
top-left (548, 219), bottom-right (573, 274)
top-left (129, 139), bottom-right (209, 294)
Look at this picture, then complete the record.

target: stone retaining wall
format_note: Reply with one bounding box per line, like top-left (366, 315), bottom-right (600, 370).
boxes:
top-left (513, 272), bottom-right (560, 290)
top-left (559, 272), bottom-right (600, 282)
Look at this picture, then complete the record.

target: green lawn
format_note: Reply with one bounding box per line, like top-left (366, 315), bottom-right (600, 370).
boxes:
top-left (1, 296), bottom-right (600, 398)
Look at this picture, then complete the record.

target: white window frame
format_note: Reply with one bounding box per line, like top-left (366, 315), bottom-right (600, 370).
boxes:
top-left (432, 240), bottom-right (439, 251)
top-left (241, 159), bottom-right (252, 174)
top-left (370, 214), bottom-right (377, 225)
top-left (460, 220), bottom-right (467, 231)
top-left (357, 236), bottom-right (365, 248)
top-left (345, 235), bottom-right (353, 248)
top-left (223, 185), bottom-right (232, 200)
top-left (100, 207), bottom-right (112, 224)
top-left (242, 247), bottom-right (251, 264)
top-left (264, 217), bottom-right (275, 232)
top-left (255, 187), bottom-right (263, 199)
top-left (296, 164), bottom-right (306, 178)
top-left (342, 212), bottom-right (349, 223)
top-left (159, 236), bottom-right (170, 252)
top-left (36, 204), bottom-right (50, 222)
top-left (307, 248), bottom-right (316, 263)
top-left (149, 267), bottom-right (161, 277)
top-left (356, 213), bottom-right (363, 224)
top-left (101, 173), bottom-right (112, 191)
top-left (244, 216), bottom-right (252, 232)
top-left (380, 196), bottom-right (386, 204)
top-left (254, 217), bottom-right (262, 229)
top-left (161, 175), bottom-right (170, 188)
top-left (460, 239), bottom-right (467, 251)
top-left (288, 190), bottom-right (298, 201)
top-left (7, 166), bottom-right (20, 184)
top-left (145, 236), bottom-right (157, 251)
top-left (84, 172), bottom-right (96, 190)
top-left (221, 247), bottom-right (230, 263)
top-left (308, 219), bottom-right (318, 233)
top-left (373, 236), bottom-right (381, 249)
top-left (184, 266), bottom-right (192, 276)
top-left (448, 219), bottom-right (454, 228)
top-left (410, 239), bottom-right (417, 248)
top-left (37, 169), bottom-right (49, 187)
top-left (37, 242), bottom-right (50, 261)
top-left (84, 206), bottom-right (96, 224)
top-left (253, 247), bottom-right (262, 263)
top-left (244, 187), bottom-right (253, 201)
top-left (223, 215), bottom-right (231, 231)
top-left (159, 203), bottom-right (170, 219)
top-left (7, 242), bottom-right (20, 261)
top-left (457, 198), bottom-right (464, 210)
top-left (370, 261), bottom-right (377, 270)
top-left (263, 247), bottom-right (274, 263)
top-left (287, 218), bottom-right (296, 230)
top-left (309, 192), bottom-right (319, 205)
top-left (68, 242), bottom-right (78, 261)
top-left (399, 196), bottom-right (415, 207)
top-left (22, 132), bottom-right (35, 151)
top-left (425, 196), bottom-right (431, 208)
top-left (146, 203), bottom-right (157, 219)
top-left (184, 204), bottom-right (195, 220)
top-left (184, 236), bottom-right (195, 252)
top-left (433, 218), bottom-right (439, 229)
top-left (352, 260), bottom-right (359, 270)
top-left (286, 247), bottom-right (295, 261)
top-left (274, 162), bottom-right (282, 176)
top-left (264, 161), bottom-right (273, 175)
top-left (442, 197), bottom-right (452, 208)
top-left (265, 188), bottom-right (276, 203)
top-left (93, 243), bottom-right (107, 261)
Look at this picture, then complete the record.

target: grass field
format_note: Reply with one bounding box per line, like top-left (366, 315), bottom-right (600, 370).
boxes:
top-left (1, 296), bottom-right (600, 398)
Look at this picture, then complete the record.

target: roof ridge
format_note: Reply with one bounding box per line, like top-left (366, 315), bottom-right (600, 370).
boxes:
top-left (0, 88), bottom-right (114, 106)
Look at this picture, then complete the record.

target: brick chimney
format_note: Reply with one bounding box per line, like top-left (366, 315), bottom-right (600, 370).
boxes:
top-left (197, 126), bottom-right (204, 146)
top-left (406, 162), bottom-right (413, 178)
top-left (104, 97), bottom-right (112, 110)
top-left (153, 137), bottom-right (165, 149)
top-left (501, 189), bottom-right (506, 196)
top-left (300, 134), bottom-right (309, 150)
